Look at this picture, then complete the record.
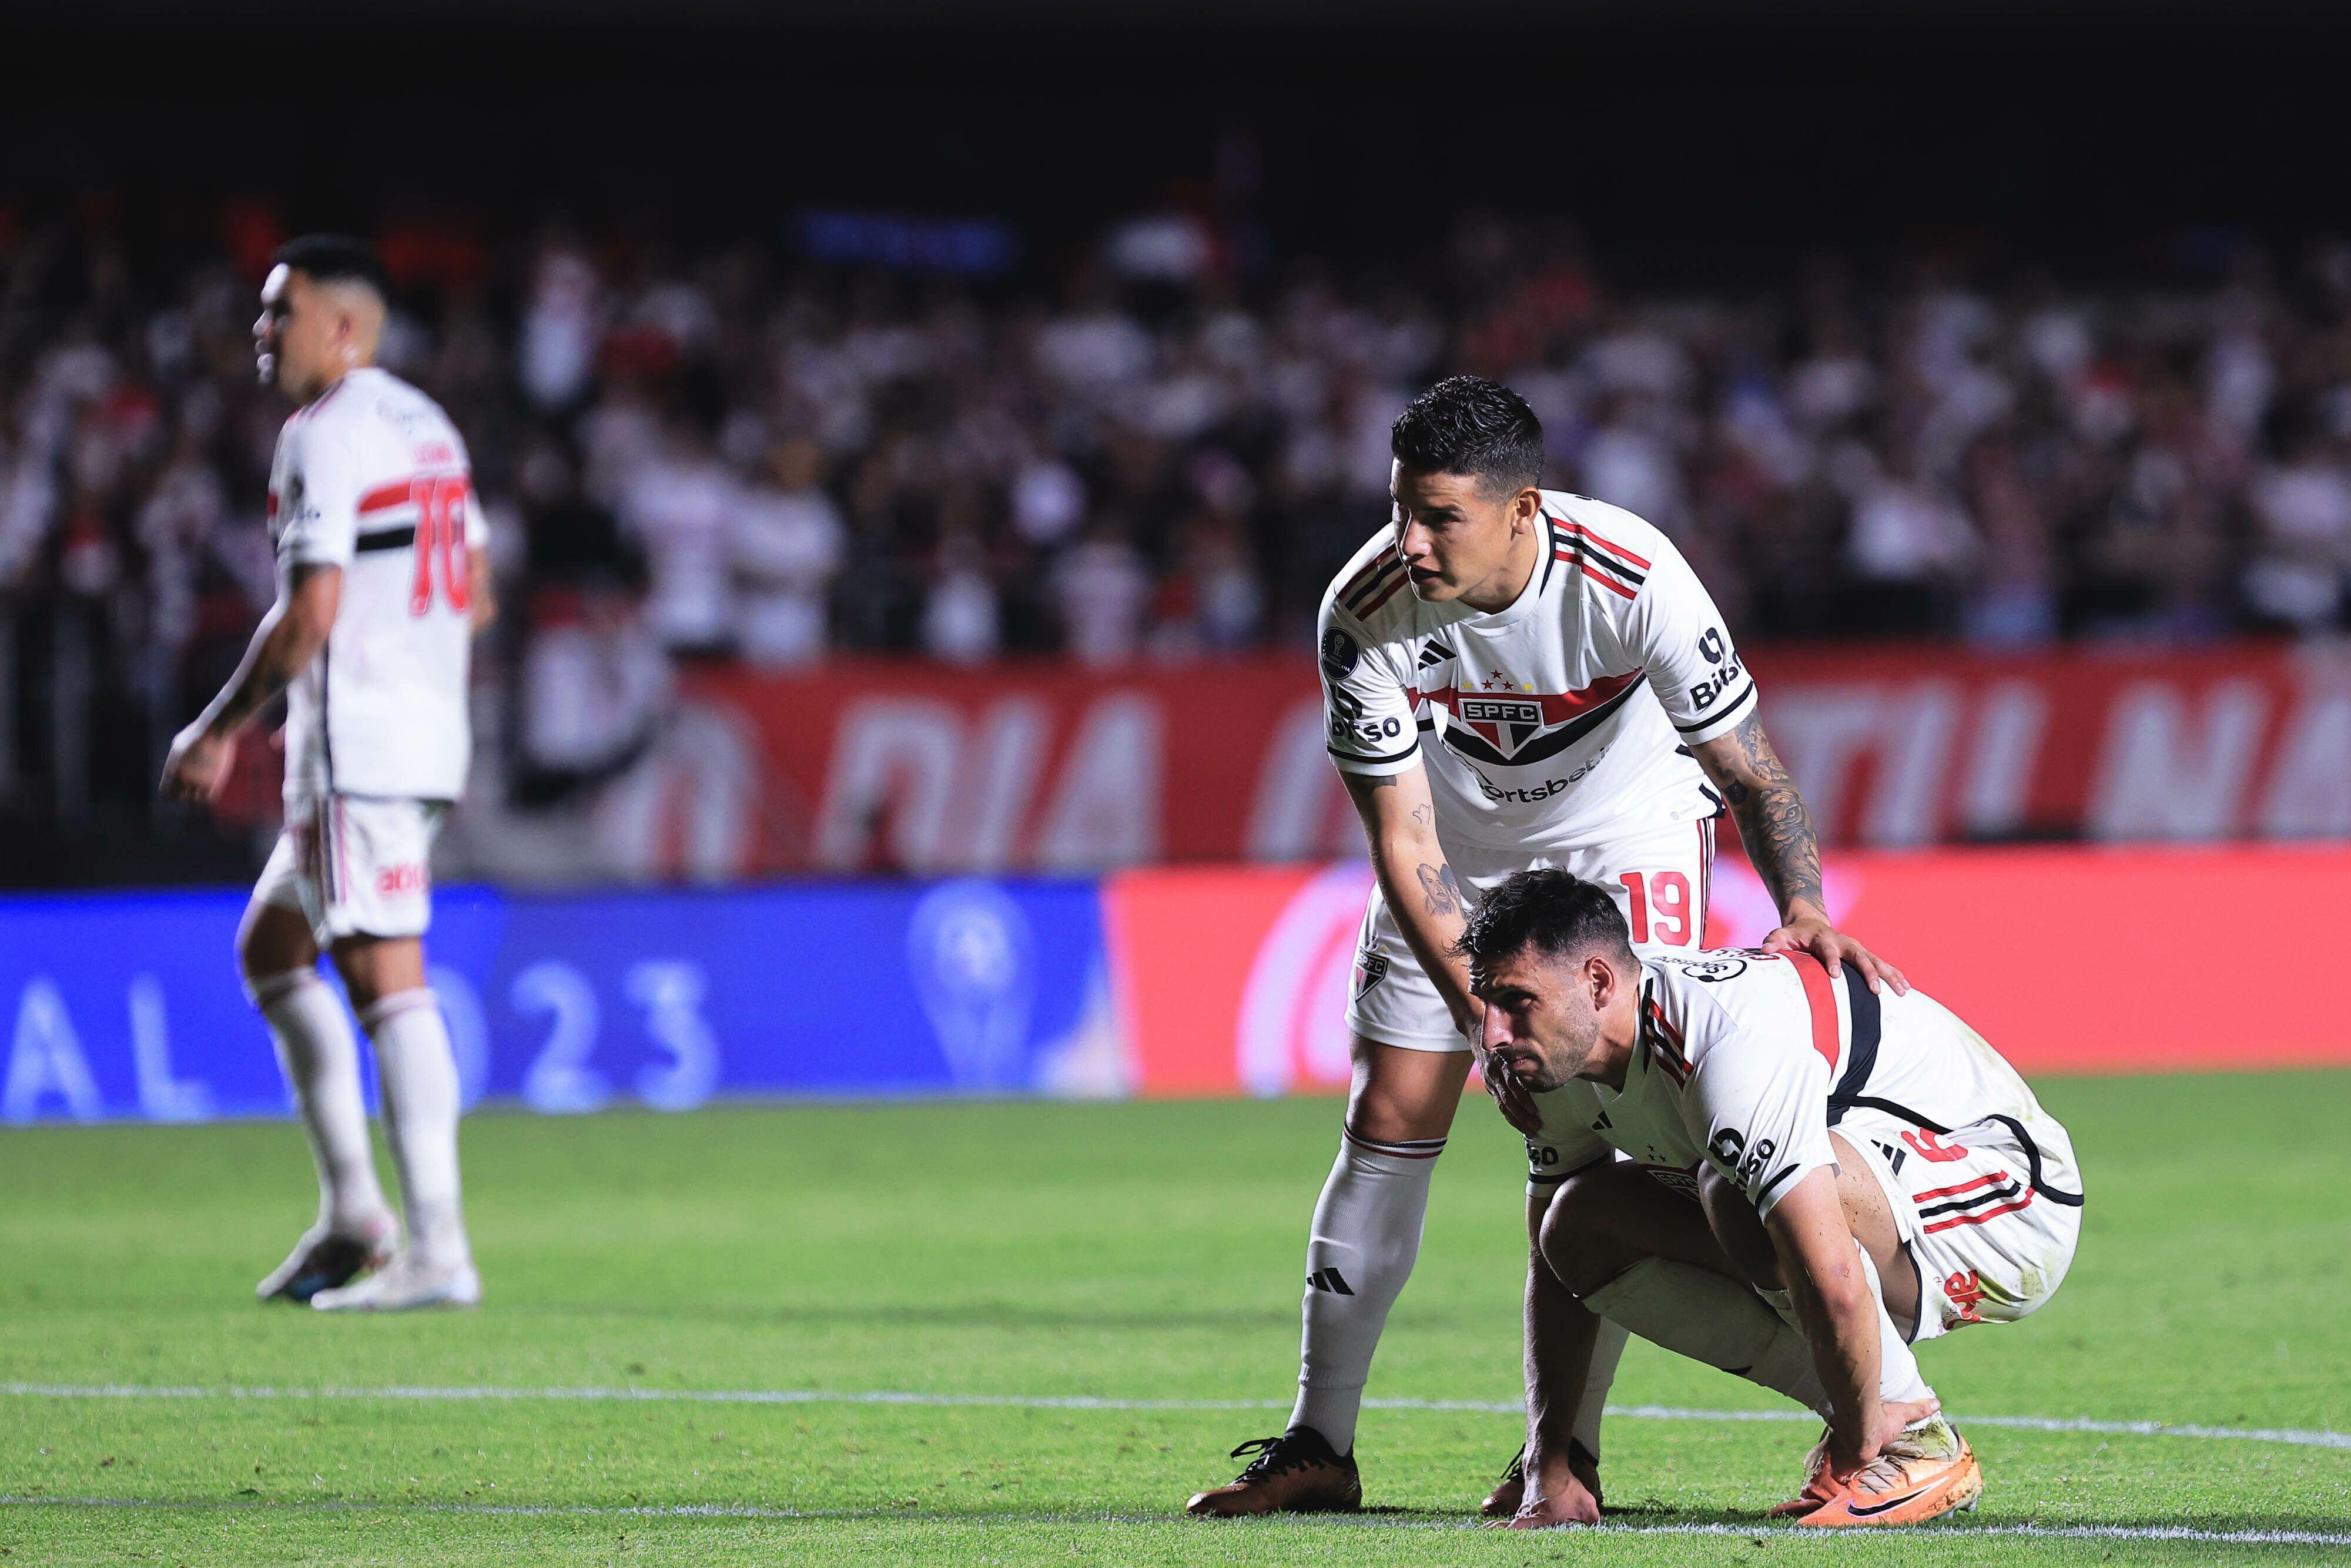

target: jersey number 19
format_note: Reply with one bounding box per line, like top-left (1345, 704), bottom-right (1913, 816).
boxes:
top-left (1618, 870), bottom-right (1696, 945)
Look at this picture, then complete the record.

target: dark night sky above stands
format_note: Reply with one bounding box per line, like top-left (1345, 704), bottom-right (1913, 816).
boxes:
top-left (5, 2), bottom-right (2343, 284)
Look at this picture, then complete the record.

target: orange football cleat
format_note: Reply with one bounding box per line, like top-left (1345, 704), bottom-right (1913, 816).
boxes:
top-left (1794, 1416), bottom-right (1982, 1527)
top-left (1768, 1428), bottom-right (1838, 1518)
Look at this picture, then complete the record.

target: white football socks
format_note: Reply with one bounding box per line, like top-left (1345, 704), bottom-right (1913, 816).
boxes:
top-left (1852, 1243), bottom-right (1934, 1405)
top-left (249, 968), bottom-right (386, 1232)
top-left (1755, 1241), bottom-right (1934, 1406)
top-left (1289, 1128), bottom-right (1443, 1453)
top-left (1584, 1259), bottom-right (1831, 1415)
top-left (359, 990), bottom-right (472, 1271)
top-left (1570, 1314), bottom-right (1630, 1460)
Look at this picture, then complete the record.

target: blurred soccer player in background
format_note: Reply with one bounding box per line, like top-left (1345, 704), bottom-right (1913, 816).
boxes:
top-left (160, 236), bottom-right (495, 1312)
top-left (1190, 377), bottom-right (1903, 1517)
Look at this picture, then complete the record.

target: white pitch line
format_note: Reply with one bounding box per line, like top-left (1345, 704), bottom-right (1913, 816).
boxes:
top-left (1607, 1402), bottom-right (2351, 1453)
top-left (0, 1495), bottom-right (2346, 1546)
top-left (4, 1381), bottom-right (2347, 1452)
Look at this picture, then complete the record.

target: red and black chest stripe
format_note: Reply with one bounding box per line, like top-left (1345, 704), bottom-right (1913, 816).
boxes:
top-left (1414, 669), bottom-right (1646, 768)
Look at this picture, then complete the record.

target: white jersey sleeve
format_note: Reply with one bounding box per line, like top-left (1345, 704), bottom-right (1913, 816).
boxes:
top-left (1523, 1084), bottom-right (1615, 1194)
top-left (1318, 535), bottom-right (1421, 777)
top-left (273, 416), bottom-right (361, 570)
top-left (1594, 512), bottom-right (1758, 745)
top-left (1680, 989), bottom-right (1837, 1217)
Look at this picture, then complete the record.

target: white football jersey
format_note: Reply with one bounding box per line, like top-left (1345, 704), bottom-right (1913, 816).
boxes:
top-left (1318, 492), bottom-right (1754, 855)
top-left (1525, 951), bottom-right (2071, 1218)
top-left (268, 367), bottom-right (484, 803)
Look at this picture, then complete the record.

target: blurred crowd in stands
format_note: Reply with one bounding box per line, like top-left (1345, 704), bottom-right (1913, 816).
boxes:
top-left (4, 203), bottom-right (2351, 863)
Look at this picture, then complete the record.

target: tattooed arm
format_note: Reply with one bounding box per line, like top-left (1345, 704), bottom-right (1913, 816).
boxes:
top-left (1690, 711), bottom-right (1824, 917)
top-left (160, 564), bottom-right (342, 806)
top-left (1689, 711), bottom-right (1908, 994)
top-left (1339, 763), bottom-right (1481, 1032)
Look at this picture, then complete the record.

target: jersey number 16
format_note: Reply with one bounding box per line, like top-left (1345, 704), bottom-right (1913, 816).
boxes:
top-left (407, 476), bottom-right (473, 617)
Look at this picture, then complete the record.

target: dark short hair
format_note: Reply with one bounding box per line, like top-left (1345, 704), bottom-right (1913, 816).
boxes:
top-left (1453, 869), bottom-right (1634, 979)
top-left (1391, 375), bottom-right (1545, 499)
top-left (270, 234), bottom-right (391, 303)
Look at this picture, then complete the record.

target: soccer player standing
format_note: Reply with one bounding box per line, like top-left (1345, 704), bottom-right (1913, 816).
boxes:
top-left (1190, 377), bottom-right (1902, 1515)
top-left (161, 236), bottom-right (493, 1311)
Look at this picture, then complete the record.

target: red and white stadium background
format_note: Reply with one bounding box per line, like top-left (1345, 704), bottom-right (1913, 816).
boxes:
top-left (14, 646), bottom-right (2343, 1127)
top-left (677, 643), bottom-right (2351, 876)
top-left (1099, 849), bottom-right (2351, 1095)
top-left (647, 643), bottom-right (2351, 1088)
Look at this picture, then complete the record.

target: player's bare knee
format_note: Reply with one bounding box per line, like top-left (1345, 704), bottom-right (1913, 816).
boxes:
top-left (330, 934), bottom-right (425, 1015)
top-left (1536, 1167), bottom-right (1650, 1299)
top-left (1342, 1036), bottom-right (1468, 1145)
top-left (1699, 1166), bottom-right (1783, 1290)
top-left (237, 901), bottom-right (316, 992)
top-left (1524, 1191), bottom-right (1554, 1249)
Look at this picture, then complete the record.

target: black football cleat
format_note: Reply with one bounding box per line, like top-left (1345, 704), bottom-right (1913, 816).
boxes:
top-left (256, 1217), bottom-right (395, 1303)
top-left (1481, 1438), bottom-right (1602, 1519)
top-left (1185, 1426), bottom-right (1363, 1516)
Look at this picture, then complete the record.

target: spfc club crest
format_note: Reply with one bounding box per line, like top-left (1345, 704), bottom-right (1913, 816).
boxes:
top-left (1456, 695), bottom-right (1548, 758)
top-left (1352, 951), bottom-right (1390, 998)
top-left (1431, 669), bottom-right (1646, 767)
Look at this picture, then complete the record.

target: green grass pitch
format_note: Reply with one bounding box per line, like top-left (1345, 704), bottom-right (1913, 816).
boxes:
top-left (1, 1069), bottom-right (2346, 1564)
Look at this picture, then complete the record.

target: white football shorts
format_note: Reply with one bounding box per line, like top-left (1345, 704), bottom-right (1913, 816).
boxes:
top-left (1346, 811), bottom-right (1720, 1051)
top-left (257, 794), bottom-right (447, 944)
top-left (1837, 1101), bottom-right (2083, 1342)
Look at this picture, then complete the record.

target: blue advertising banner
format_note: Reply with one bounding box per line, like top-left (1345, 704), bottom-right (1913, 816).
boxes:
top-left (0, 880), bottom-right (1119, 1124)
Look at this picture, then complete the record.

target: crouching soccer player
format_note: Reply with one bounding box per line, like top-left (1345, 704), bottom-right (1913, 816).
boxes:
top-left (1460, 870), bottom-right (2082, 1527)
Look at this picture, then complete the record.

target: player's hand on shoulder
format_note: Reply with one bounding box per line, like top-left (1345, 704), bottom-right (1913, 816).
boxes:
top-left (160, 722), bottom-right (234, 805)
top-left (1761, 910), bottom-right (1909, 996)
